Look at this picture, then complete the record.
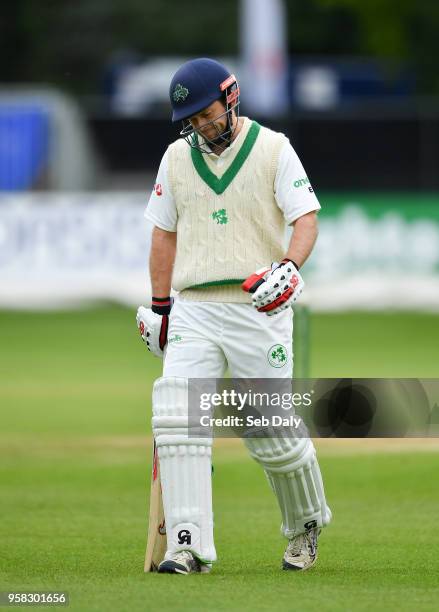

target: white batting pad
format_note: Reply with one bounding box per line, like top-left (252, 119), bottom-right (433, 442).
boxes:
top-left (244, 434), bottom-right (332, 538)
top-left (152, 376), bottom-right (216, 563)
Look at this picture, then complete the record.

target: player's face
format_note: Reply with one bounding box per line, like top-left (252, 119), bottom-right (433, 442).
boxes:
top-left (189, 100), bottom-right (228, 140)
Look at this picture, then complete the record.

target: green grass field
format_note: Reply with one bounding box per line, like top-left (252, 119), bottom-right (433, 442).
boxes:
top-left (1, 307), bottom-right (439, 611)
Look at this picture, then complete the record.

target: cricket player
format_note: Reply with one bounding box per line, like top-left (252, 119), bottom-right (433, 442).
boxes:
top-left (137, 58), bottom-right (331, 574)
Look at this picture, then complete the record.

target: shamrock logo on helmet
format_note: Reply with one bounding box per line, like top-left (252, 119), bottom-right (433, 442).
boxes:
top-left (173, 83), bottom-right (189, 102)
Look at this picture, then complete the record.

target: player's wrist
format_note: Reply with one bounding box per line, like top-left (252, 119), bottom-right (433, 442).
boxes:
top-left (281, 258), bottom-right (300, 271)
top-left (151, 296), bottom-right (173, 315)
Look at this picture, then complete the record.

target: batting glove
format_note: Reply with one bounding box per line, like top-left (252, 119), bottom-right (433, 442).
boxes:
top-left (242, 259), bottom-right (304, 316)
top-left (136, 296), bottom-right (173, 358)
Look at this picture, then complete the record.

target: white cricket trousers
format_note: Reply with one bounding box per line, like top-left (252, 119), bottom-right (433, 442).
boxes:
top-left (163, 297), bottom-right (294, 378)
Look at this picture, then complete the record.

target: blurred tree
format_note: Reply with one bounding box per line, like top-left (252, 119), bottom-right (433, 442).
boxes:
top-left (285, 0), bottom-right (360, 56)
top-left (0, 0), bottom-right (238, 94)
top-left (315, 0), bottom-right (439, 92)
top-left (0, 0), bottom-right (438, 96)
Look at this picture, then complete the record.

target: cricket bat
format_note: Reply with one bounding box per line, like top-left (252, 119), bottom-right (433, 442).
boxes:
top-left (144, 439), bottom-right (167, 572)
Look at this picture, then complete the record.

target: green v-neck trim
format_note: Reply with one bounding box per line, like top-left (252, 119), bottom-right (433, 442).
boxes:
top-left (190, 121), bottom-right (261, 194)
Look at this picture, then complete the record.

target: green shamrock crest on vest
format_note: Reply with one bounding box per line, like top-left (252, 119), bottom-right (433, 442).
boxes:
top-left (211, 209), bottom-right (228, 225)
top-left (172, 83), bottom-right (189, 102)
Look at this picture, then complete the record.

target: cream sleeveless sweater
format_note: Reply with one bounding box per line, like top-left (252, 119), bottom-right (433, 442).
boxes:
top-left (167, 117), bottom-right (287, 303)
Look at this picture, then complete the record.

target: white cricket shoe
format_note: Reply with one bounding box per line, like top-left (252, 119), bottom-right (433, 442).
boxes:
top-left (282, 528), bottom-right (319, 571)
top-left (158, 551), bottom-right (212, 575)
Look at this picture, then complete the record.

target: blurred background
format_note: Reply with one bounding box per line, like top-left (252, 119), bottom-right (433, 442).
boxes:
top-left (1, 0), bottom-right (439, 310)
top-left (1, 2), bottom-right (439, 608)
